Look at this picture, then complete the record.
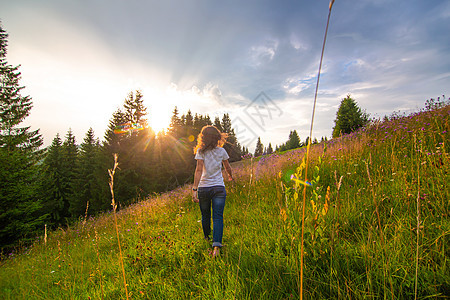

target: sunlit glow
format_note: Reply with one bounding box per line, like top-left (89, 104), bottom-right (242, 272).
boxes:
top-left (141, 82), bottom-right (221, 134)
top-left (149, 111), bottom-right (170, 134)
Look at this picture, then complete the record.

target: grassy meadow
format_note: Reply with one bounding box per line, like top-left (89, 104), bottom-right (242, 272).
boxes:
top-left (0, 105), bottom-right (449, 299)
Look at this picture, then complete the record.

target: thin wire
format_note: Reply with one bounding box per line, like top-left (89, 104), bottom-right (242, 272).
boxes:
top-left (300, 1), bottom-right (335, 299)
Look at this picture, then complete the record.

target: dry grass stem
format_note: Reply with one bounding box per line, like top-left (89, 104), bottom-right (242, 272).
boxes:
top-left (109, 154), bottom-right (129, 300)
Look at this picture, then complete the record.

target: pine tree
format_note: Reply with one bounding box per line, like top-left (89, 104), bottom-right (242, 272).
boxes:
top-left (254, 137), bottom-right (264, 157)
top-left (41, 134), bottom-right (66, 227)
top-left (332, 95), bottom-right (369, 138)
top-left (104, 109), bottom-right (127, 153)
top-left (62, 129), bottom-right (78, 219)
top-left (241, 146), bottom-right (249, 156)
top-left (71, 128), bottom-right (104, 216)
top-left (221, 113), bottom-right (242, 162)
top-left (204, 115), bottom-right (212, 126)
top-left (213, 116), bottom-right (222, 132)
top-left (193, 113), bottom-right (201, 131)
top-left (185, 110), bottom-right (194, 127)
top-left (0, 23), bottom-right (45, 248)
top-left (287, 130), bottom-right (301, 149)
top-left (184, 110), bottom-right (194, 139)
top-left (266, 143), bottom-right (273, 154)
top-left (124, 90), bottom-right (147, 124)
top-left (305, 136), bottom-right (310, 146)
top-left (169, 106), bottom-right (183, 138)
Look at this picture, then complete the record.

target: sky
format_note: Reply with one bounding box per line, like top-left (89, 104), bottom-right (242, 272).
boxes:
top-left (1, 0), bottom-right (449, 150)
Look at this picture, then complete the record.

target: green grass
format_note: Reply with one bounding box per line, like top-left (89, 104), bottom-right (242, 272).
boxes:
top-left (1, 105), bottom-right (449, 299)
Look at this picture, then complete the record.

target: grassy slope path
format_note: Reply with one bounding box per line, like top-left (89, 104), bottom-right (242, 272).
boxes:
top-left (0, 105), bottom-right (449, 299)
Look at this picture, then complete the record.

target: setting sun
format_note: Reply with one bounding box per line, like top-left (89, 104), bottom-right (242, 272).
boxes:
top-left (148, 111), bottom-right (170, 134)
top-left (143, 88), bottom-right (174, 134)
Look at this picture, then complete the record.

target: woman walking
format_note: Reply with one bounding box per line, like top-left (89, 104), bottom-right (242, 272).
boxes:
top-left (192, 125), bottom-right (233, 257)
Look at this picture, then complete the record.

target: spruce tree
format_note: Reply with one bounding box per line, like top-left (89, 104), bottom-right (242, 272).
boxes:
top-left (104, 109), bottom-right (127, 154)
top-left (183, 110), bottom-right (194, 139)
top-left (204, 115), bottom-right (212, 126)
top-left (71, 128), bottom-right (104, 216)
top-left (254, 137), bottom-right (264, 157)
top-left (62, 129), bottom-right (78, 219)
top-left (185, 110), bottom-right (194, 127)
top-left (213, 116), bottom-right (222, 132)
top-left (0, 23), bottom-right (45, 248)
top-left (287, 130), bottom-right (301, 149)
top-left (266, 143), bottom-right (273, 154)
top-left (41, 134), bottom-right (66, 227)
top-left (221, 113), bottom-right (242, 162)
top-left (124, 90), bottom-right (147, 124)
top-left (169, 106), bottom-right (183, 138)
top-left (193, 113), bottom-right (201, 131)
top-left (332, 95), bottom-right (369, 138)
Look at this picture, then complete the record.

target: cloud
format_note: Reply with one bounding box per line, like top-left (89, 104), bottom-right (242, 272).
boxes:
top-left (283, 74), bottom-right (316, 95)
top-left (248, 39), bottom-right (279, 67)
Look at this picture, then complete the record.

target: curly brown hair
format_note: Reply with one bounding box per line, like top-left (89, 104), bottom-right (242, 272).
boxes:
top-left (194, 125), bottom-right (228, 154)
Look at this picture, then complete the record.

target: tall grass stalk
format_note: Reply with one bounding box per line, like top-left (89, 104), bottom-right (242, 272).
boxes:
top-left (299, 141), bottom-right (310, 299)
top-left (414, 134), bottom-right (421, 300)
top-left (82, 201), bottom-right (89, 227)
top-left (300, 1), bottom-right (335, 298)
top-left (330, 174), bottom-right (342, 295)
top-left (108, 153), bottom-right (129, 300)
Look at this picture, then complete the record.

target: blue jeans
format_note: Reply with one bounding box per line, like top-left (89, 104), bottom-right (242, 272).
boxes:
top-left (197, 185), bottom-right (226, 247)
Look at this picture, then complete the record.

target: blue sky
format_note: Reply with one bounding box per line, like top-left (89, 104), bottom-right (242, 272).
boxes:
top-left (1, 0), bottom-right (449, 149)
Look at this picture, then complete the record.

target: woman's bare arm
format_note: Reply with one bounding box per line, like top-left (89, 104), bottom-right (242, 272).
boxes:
top-left (192, 159), bottom-right (204, 202)
top-left (223, 160), bottom-right (233, 181)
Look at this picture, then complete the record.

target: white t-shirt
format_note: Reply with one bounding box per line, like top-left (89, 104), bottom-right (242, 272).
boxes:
top-left (195, 147), bottom-right (230, 187)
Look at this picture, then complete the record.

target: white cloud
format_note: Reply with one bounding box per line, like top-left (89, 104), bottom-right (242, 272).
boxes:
top-left (283, 74), bottom-right (316, 95)
top-left (248, 39), bottom-right (279, 67)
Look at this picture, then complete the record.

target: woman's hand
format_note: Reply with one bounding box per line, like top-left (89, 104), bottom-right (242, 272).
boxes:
top-left (192, 190), bottom-right (199, 203)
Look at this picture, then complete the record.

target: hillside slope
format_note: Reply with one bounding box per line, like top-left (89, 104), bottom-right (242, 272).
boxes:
top-left (1, 105), bottom-right (449, 299)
